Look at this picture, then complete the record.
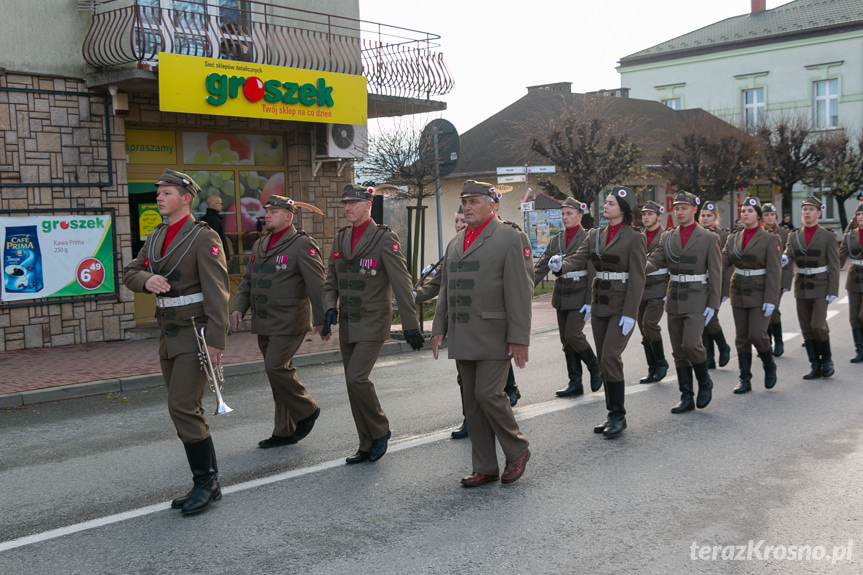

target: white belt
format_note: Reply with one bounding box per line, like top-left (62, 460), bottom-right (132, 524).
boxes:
top-left (156, 292), bottom-right (204, 308)
top-left (852, 259), bottom-right (863, 267)
top-left (734, 268), bottom-right (767, 277)
top-left (647, 268), bottom-right (668, 277)
top-left (798, 266), bottom-right (828, 276)
top-left (596, 271), bottom-right (629, 281)
top-left (670, 273), bottom-right (707, 283)
top-left (562, 270), bottom-right (588, 280)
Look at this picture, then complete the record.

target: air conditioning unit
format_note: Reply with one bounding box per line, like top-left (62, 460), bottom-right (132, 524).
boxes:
top-left (315, 123), bottom-right (367, 159)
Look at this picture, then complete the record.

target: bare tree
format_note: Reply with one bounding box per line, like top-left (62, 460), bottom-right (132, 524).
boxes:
top-left (808, 133), bottom-right (863, 231)
top-left (756, 120), bottom-right (821, 225)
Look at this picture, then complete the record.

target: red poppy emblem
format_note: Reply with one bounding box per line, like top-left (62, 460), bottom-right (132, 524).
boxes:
top-left (250, 255), bottom-right (255, 262)
top-left (143, 258), bottom-right (149, 267)
top-left (309, 248), bottom-right (317, 257)
top-left (211, 246), bottom-right (220, 256)
top-left (392, 243), bottom-right (399, 252)
top-left (776, 244), bottom-right (781, 251)
top-left (333, 250), bottom-right (342, 259)
top-left (524, 247), bottom-right (531, 257)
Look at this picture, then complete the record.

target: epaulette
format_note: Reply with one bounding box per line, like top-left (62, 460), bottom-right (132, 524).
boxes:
top-left (196, 220), bottom-right (212, 231)
top-left (295, 228), bottom-right (309, 237)
top-left (376, 223), bottom-right (393, 232)
top-left (503, 220), bottom-right (523, 231)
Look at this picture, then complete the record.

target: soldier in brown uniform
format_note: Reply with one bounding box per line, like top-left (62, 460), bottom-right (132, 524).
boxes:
top-left (839, 203), bottom-right (863, 363)
top-left (556, 186), bottom-right (646, 438)
top-left (782, 196), bottom-right (840, 379)
top-left (761, 203), bottom-right (792, 356)
top-left (637, 200), bottom-right (670, 384)
top-left (721, 197), bottom-right (782, 393)
top-left (699, 203), bottom-right (732, 369)
top-left (646, 191), bottom-right (722, 414)
top-left (123, 169), bottom-right (230, 515)
top-left (431, 180), bottom-right (532, 486)
top-left (231, 195), bottom-right (326, 449)
top-left (322, 184), bottom-right (425, 464)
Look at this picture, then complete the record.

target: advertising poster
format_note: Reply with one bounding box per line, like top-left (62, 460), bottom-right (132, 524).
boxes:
top-left (1, 214), bottom-right (115, 302)
top-left (138, 203), bottom-right (162, 240)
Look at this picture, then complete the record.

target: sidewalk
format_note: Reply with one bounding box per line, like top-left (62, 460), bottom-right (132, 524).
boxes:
top-left (0, 293), bottom-right (557, 408)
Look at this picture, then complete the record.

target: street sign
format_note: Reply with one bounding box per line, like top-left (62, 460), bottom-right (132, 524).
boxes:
top-left (498, 175), bottom-right (526, 184)
top-left (527, 165), bottom-right (555, 174)
top-left (521, 201), bottom-right (535, 212)
top-left (497, 166), bottom-right (526, 175)
top-left (496, 165), bottom-right (555, 175)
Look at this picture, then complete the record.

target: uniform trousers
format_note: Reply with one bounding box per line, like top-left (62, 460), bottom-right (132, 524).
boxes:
top-left (160, 351), bottom-right (209, 443)
top-left (796, 298), bottom-right (829, 341)
top-left (668, 312), bottom-right (707, 366)
top-left (637, 297), bottom-right (665, 342)
top-left (704, 311), bottom-right (724, 337)
top-left (257, 333), bottom-right (318, 437)
top-left (556, 308), bottom-right (589, 353)
top-left (731, 306), bottom-right (771, 353)
top-left (456, 359), bottom-right (529, 475)
top-left (339, 339), bottom-right (388, 451)
top-left (591, 313), bottom-right (634, 382)
top-left (849, 291), bottom-right (863, 328)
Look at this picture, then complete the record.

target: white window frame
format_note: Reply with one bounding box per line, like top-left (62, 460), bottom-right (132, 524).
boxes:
top-left (742, 88), bottom-right (764, 128)
top-left (663, 98), bottom-right (681, 110)
top-left (813, 79), bottom-right (839, 130)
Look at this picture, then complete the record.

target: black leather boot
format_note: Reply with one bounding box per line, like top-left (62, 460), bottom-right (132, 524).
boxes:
top-left (581, 346), bottom-right (603, 392)
top-left (671, 366), bottom-right (695, 413)
top-left (639, 340), bottom-right (656, 384)
top-left (178, 436), bottom-right (221, 515)
top-left (555, 352), bottom-right (584, 396)
top-left (819, 339), bottom-right (835, 378)
top-left (758, 349), bottom-right (777, 389)
top-left (733, 353), bottom-right (752, 394)
top-left (602, 381), bottom-right (627, 438)
top-left (504, 365), bottom-right (520, 406)
top-left (651, 339), bottom-right (669, 382)
top-left (713, 329), bottom-right (731, 367)
top-left (692, 361), bottom-right (713, 409)
top-left (703, 333), bottom-right (716, 369)
top-left (451, 419), bottom-right (468, 439)
top-left (594, 381), bottom-right (613, 433)
top-left (171, 435), bottom-right (218, 509)
top-left (803, 340), bottom-right (821, 380)
top-left (852, 328), bottom-right (863, 363)
top-left (771, 321), bottom-right (784, 357)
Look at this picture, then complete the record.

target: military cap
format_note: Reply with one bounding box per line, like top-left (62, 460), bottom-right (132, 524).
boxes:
top-left (562, 197), bottom-right (588, 212)
top-left (456, 205), bottom-right (464, 214)
top-left (801, 196), bottom-right (825, 210)
top-left (673, 190), bottom-right (701, 207)
top-left (742, 196), bottom-right (762, 210)
top-left (156, 169), bottom-right (201, 197)
top-left (702, 201), bottom-right (719, 212)
top-left (461, 180), bottom-right (501, 200)
top-left (341, 184), bottom-right (375, 202)
top-left (609, 186), bottom-right (638, 210)
top-left (264, 194), bottom-right (295, 212)
top-left (762, 202), bottom-right (778, 213)
top-left (641, 200), bottom-right (665, 214)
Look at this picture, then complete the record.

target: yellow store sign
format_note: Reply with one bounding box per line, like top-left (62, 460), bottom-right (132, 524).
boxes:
top-left (125, 130), bottom-right (177, 164)
top-left (158, 53), bottom-right (367, 125)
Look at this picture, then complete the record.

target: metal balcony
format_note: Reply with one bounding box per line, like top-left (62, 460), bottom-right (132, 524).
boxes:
top-left (82, 0), bottom-right (453, 102)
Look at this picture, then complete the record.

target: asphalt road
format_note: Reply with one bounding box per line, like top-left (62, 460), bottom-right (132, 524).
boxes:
top-left (1, 297), bottom-right (862, 574)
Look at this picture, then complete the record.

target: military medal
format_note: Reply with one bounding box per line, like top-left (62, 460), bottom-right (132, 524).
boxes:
top-left (359, 258), bottom-right (378, 277)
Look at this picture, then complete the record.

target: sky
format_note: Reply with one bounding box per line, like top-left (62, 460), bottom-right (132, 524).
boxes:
top-left (359, 0), bottom-right (794, 136)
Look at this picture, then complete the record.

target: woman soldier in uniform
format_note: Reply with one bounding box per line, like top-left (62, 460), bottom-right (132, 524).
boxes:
top-left (721, 197), bottom-right (782, 393)
top-left (839, 202), bottom-right (863, 363)
top-left (699, 203), bottom-right (732, 369)
top-left (551, 187), bottom-right (646, 438)
top-left (761, 203), bottom-right (792, 356)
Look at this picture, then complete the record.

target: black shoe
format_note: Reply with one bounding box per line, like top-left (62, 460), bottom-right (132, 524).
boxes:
top-left (180, 436), bottom-right (222, 515)
top-left (346, 450), bottom-right (371, 464)
top-left (292, 407), bottom-right (320, 443)
top-left (671, 366), bottom-right (695, 413)
top-left (602, 415), bottom-right (627, 438)
top-left (258, 434), bottom-right (297, 449)
top-left (368, 430), bottom-right (391, 462)
top-left (639, 340), bottom-right (656, 384)
top-left (803, 340), bottom-right (821, 380)
top-left (651, 339), bottom-right (669, 382)
top-left (451, 420), bottom-right (468, 439)
top-left (593, 419), bottom-right (609, 434)
top-left (758, 350), bottom-right (777, 389)
top-left (506, 387), bottom-right (521, 407)
top-left (772, 322), bottom-right (785, 357)
top-left (693, 361), bottom-right (713, 409)
top-left (733, 352), bottom-right (752, 394)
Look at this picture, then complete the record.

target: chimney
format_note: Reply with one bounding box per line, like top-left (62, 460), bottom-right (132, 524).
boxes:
top-left (752, 0), bottom-right (766, 13)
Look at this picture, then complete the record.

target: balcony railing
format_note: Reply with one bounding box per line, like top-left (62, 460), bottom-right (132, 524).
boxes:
top-left (82, 0), bottom-right (453, 100)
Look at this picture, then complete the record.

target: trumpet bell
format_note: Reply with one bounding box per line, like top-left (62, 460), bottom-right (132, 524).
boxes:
top-left (214, 401), bottom-right (233, 416)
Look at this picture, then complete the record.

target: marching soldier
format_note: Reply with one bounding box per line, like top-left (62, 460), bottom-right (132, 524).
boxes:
top-left (637, 200), bottom-right (670, 384)
top-left (322, 184), bottom-right (425, 465)
top-left (721, 197), bottom-right (782, 393)
top-left (699, 202), bottom-right (732, 369)
top-left (647, 191), bottom-right (722, 414)
top-left (554, 186), bottom-right (646, 438)
top-left (782, 196), bottom-right (840, 379)
top-left (231, 195), bottom-right (326, 449)
top-left (533, 197), bottom-right (601, 397)
top-left (123, 169), bottom-right (230, 515)
top-left (431, 180), bottom-right (532, 486)
top-left (761, 202), bottom-right (792, 356)
top-left (839, 202), bottom-right (863, 363)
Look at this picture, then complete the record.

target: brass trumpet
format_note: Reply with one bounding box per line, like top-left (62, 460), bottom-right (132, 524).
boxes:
top-left (191, 317), bottom-right (233, 415)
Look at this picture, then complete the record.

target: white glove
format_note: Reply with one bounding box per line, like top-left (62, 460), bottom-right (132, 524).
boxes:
top-left (782, 288), bottom-right (790, 293)
top-left (421, 264), bottom-right (433, 276)
top-left (702, 307), bottom-right (715, 326)
top-left (619, 316), bottom-right (635, 336)
top-left (580, 304), bottom-right (591, 322)
top-left (762, 303), bottom-right (775, 318)
top-left (826, 295), bottom-right (837, 304)
top-left (721, 296), bottom-right (729, 303)
top-left (412, 290), bottom-right (417, 299)
top-left (781, 254), bottom-right (789, 268)
top-left (548, 254), bottom-right (562, 273)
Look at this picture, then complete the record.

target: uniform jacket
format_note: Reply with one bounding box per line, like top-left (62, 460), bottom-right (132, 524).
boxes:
top-left (765, 225), bottom-right (793, 292)
top-left (839, 226), bottom-right (863, 294)
top-left (322, 220), bottom-right (419, 342)
top-left (533, 227), bottom-right (594, 311)
top-left (784, 225), bottom-right (840, 299)
top-left (232, 225), bottom-right (326, 335)
top-left (432, 216), bottom-right (534, 360)
top-left (721, 226), bottom-right (781, 308)
top-left (642, 226), bottom-right (669, 301)
top-left (646, 224), bottom-right (722, 315)
top-left (123, 216), bottom-right (230, 357)
top-left (560, 224), bottom-right (646, 319)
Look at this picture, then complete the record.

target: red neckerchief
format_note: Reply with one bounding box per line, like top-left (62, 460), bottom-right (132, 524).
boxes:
top-left (606, 222), bottom-right (622, 245)
top-left (679, 222), bottom-right (698, 248)
top-left (351, 217), bottom-right (372, 251)
top-left (804, 224), bottom-right (818, 246)
top-left (645, 226), bottom-right (660, 249)
top-left (741, 226), bottom-right (758, 250)
top-left (161, 213), bottom-right (191, 256)
top-left (464, 214), bottom-right (495, 251)
top-left (565, 225), bottom-right (581, 247)
top-left (266, 226), bottom-right (290, 251)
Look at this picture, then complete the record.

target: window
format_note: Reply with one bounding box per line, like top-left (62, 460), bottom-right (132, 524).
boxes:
top-left (743, 88), bottom-right (764, 128)
top-left (814, 79), bottom-right (839, 129)
top-left (663, 98), bottom-right (681, 110)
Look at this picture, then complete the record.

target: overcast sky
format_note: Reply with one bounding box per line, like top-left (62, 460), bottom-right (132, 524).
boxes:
top-left (360, 0), bottom-right (793, 136)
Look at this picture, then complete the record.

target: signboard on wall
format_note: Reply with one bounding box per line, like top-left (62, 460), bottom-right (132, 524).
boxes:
top-left (1, 214), bottom-right (115, 302)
